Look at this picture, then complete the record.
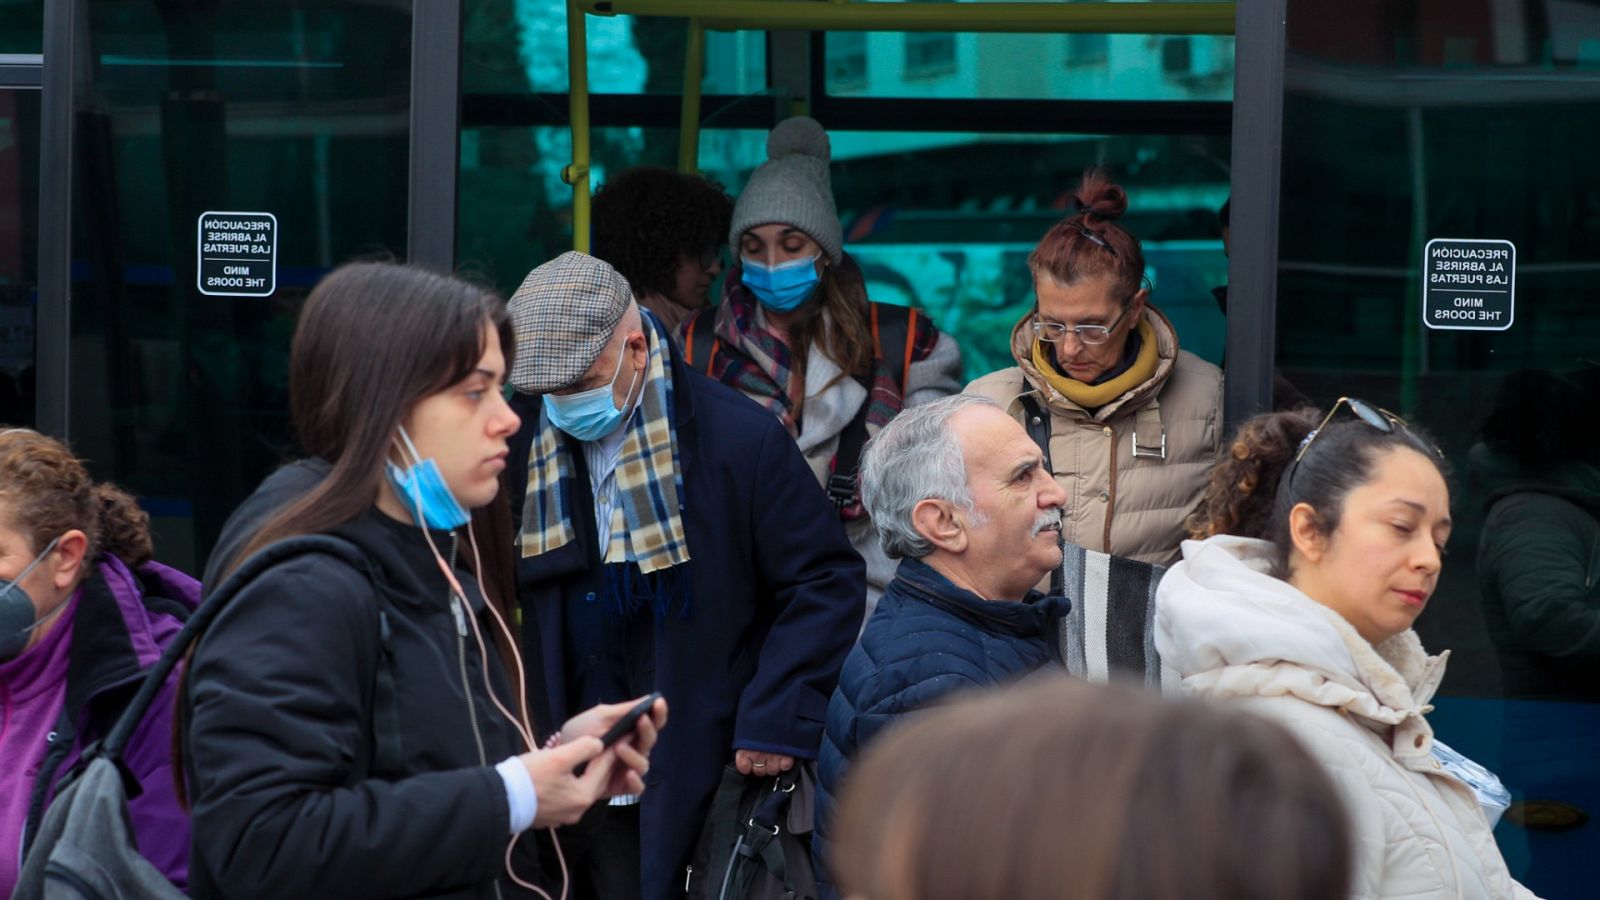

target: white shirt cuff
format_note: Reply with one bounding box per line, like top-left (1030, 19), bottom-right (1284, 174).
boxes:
top-left (495, 756), bottom-right (539, 834)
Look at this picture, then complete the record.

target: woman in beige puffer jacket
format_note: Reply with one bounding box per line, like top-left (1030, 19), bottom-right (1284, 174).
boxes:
top-left (1156, 406), bottom-right (1537, 900)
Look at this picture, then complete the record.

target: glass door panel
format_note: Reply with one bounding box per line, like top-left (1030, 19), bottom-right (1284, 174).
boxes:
top-left (1279, 3), bottom-right (1600, 893)
top-left (71, 1), bottom-right (413, 572)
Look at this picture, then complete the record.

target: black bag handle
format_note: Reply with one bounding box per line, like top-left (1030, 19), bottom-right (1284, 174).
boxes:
top-left (101, 535), bottom-right (370, 760)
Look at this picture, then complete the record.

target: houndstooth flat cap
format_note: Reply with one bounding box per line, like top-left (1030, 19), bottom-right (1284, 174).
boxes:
top-left (508, 251), bottom-right (633, 393)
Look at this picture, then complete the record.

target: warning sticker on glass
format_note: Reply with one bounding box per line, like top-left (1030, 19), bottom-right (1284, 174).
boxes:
top-left (1422, 238), bottom-right (1514, 331)
top-left (198, 211), bottom-right (277, 297)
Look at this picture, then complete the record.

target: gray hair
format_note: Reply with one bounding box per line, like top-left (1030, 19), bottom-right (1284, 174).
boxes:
top-left (859, 394), bottom-right (999, 560)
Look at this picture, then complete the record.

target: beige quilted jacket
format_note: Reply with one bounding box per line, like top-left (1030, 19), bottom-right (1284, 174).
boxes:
top-left (965, 306), bottom-right (1221, 566)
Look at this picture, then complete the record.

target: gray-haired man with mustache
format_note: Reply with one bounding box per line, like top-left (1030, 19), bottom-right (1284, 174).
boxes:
top-left (811, 394), bottom-right (1073, 898)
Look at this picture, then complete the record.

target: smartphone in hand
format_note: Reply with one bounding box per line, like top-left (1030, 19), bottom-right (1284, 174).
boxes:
top-left (598, 692), bottom-right (662, 748)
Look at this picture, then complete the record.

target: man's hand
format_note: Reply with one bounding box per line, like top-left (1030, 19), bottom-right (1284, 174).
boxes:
top-left (560, 695), bottom-right (669, 797)
top-left (734, 749), bottom-right (795, 776)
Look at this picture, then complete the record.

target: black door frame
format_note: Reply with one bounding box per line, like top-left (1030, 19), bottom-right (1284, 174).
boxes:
top-left (36, 1), bottom-right (74, 439)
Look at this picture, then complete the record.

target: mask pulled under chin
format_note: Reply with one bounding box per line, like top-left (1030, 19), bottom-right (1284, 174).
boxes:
top-left (386, 426), bottom-right (472, 531)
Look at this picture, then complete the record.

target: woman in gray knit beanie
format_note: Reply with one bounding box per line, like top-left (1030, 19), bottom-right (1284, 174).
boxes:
top-left (678, 116), bottom-right (964, 618)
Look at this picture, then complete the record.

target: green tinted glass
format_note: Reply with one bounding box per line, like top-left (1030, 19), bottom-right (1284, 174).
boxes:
top-left (1278, 4), bottom-right (1600, 895)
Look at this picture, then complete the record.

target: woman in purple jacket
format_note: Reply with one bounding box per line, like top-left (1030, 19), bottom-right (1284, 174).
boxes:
top-left (0, 428), bottom-right (199, 893)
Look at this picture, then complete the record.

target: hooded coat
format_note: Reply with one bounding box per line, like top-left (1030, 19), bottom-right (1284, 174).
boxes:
top-left (1155, 535), bottom-right (1537, 900)
top-left (185, 461), bottom-right (546, 900)
top-left (965, 306), bottom-right (1221, 567)
top-left (4, 555), bottom-right (199, 894)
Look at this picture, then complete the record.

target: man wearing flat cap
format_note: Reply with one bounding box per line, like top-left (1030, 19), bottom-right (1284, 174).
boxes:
top-left (503, 252), bottom-right (864, 900)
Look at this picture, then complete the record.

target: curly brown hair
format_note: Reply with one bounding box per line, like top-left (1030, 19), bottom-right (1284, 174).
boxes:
top-left (0, 428), bottom-right (153, 569)
top-left (1186, 407), bottom-right (1321, 542)
top-left (591, 166), bottom-right (733, 299)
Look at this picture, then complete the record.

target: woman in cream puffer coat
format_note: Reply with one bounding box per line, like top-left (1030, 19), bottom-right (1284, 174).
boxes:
top-left (1155, 405), bottom-right (1536, 900)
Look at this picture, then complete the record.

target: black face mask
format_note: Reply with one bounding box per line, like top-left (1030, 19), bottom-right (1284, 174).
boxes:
top-left (0, 536), bottom-right (64, 663)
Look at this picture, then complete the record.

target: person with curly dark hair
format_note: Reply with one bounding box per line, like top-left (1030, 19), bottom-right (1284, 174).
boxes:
top-left (591, 166), bottom-right (733, 336)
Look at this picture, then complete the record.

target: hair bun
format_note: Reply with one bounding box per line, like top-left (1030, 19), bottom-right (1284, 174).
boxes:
top-left (766, 116), bottom-right (831, 164)
top-left (1073, 169), bottom-right (1129, 222)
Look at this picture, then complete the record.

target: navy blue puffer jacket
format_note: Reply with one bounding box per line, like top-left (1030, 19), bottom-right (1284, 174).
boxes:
top-left (812, 558), bottom-right (1068, 898)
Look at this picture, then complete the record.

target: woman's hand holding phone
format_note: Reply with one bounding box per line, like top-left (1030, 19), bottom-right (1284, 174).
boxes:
top-left (519, 738), bottom-right (613, 828)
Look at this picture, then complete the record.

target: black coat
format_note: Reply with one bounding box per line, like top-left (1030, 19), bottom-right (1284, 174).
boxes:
top-left (185, 462), bottom-right (543, 900)
top-left (507, 353), bottom-right (864, 900)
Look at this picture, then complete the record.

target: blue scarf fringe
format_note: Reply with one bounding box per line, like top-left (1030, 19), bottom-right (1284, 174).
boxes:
top-left (602, 560), bottom-right (694, 622)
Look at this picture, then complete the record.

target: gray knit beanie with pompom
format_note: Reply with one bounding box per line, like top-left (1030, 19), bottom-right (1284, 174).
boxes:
top-left (728, 117), bottom-right (843, 264)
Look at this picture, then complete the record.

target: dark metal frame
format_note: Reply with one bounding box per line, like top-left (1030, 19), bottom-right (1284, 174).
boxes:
top-left (36, 3), bottom-right (76, 439)
top-left (1223, 0), bottom-right (1286, 427)
top-left (0, 54), bottom-right (43, 87)
top-left (408, 0), bottom-right (463, 272)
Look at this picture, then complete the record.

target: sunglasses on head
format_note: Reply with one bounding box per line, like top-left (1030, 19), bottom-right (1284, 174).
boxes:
top-left (1289, 397), bottom-right (1442, 482)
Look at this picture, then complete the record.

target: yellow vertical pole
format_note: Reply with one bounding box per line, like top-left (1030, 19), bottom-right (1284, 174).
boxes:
top-left (565, 0), bottom-right (592, 251)
top-left (678, 18), bottom-right (705, 173)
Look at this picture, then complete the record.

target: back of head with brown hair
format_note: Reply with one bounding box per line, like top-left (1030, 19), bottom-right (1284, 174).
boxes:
top-left (0, 428), bottom-right (153, 569)
top-left (1027, 169), bottom-right (1148, 308)
top-left (832, 677), bottom-right (1351, 900)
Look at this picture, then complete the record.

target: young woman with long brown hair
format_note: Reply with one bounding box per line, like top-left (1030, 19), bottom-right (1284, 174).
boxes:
top-left (181, 262), bottom-right (665, 899)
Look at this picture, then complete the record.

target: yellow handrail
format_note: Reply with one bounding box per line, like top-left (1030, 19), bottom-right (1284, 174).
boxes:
top-left (566, 0), bottom-right (1237, 248)
top-left (564, 0), bottom-right (593, 252)
top-left (679, 18), bottom-right (705, 173)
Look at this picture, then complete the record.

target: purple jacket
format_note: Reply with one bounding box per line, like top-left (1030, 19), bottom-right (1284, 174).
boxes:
top-left (25, 555), bottom-right (200, 888)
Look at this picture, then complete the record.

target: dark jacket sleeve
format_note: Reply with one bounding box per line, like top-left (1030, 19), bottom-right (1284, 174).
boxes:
top-left (185, 557), bottom-right (511, 900)
top-left (733, 418), bottom-right (866, 759)
top-left (1481, 492), bottom-right (1600, 658)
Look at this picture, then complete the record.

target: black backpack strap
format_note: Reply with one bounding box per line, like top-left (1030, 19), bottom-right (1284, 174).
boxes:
top-left (104, 535), bottom-right (371, 760)
top-left (827, 399), bottom-right (874, 509)
top-left (871, 302), bottom-right (915, 394)
top-left (1016, 393), bottom-right (1062, 595)
top-left (827, 303), bottom-right (916, 510)
top-left (683, 307), bottom-right (720, 375)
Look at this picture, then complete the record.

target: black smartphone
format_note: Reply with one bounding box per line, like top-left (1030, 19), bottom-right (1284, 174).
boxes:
top-left (598, 692), bottom-right (662, 749)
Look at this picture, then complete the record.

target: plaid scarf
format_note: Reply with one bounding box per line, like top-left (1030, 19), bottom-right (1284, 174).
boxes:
top-left (710, 268), bottom-right (923, 439)
top-left (520, 311), bottom-right (691, 612)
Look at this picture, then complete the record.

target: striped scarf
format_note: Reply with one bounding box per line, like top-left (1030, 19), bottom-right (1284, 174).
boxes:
top-left (520, 310), bottom-right (691, 589)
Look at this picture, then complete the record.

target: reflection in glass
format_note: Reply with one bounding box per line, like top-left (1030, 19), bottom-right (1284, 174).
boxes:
top-left (0, 87), bottom-right (38, 427)
top-left (1278, 3), bottom-right (1600, 894)
top-left (70, 1), bottom-right (413, 572)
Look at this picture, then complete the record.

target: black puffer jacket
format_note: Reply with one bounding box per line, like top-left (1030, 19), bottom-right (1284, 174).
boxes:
top-left (184, 461), bottom-right (543, 899)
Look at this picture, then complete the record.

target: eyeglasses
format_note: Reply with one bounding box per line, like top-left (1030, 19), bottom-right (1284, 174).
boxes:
top-left (1032, 304), bottom-right (1130, 346)
top-left (695, 246), bottom-right (722, 271)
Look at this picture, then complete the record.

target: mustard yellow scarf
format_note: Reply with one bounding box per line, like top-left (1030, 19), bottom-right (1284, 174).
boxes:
top-left (1030, 318), bottom-right (1160, 409)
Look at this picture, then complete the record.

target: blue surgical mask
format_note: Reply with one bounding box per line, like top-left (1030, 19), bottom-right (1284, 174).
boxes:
top-left (0, 536), bottom-right (64, 663)
top-left (741, 254), bottom-right (821, 312)
top-left (545, 348), bottom-right (640, 442)
top-left (385, 427), bottom-right (471, 531)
